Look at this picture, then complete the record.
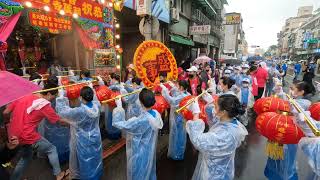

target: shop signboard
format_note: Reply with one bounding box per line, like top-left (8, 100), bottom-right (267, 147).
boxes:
top-left (189, 25), bottom-right (211, 35)
top-left (124, 0), bottom-right (170, 23)
top-left (28, 9), bottom-right (72, 33)
top-left (225, 13), bottom-right (241, 25)
top-left (93, 48), bottom-right (116, 67)
top-left (15, 0), bottom-right (104, 22)
top-left (136, 0), bottom-right (151, 16)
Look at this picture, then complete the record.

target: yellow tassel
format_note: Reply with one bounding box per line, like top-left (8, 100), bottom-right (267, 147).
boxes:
top-left (265, 141), bottom-right (284, 160)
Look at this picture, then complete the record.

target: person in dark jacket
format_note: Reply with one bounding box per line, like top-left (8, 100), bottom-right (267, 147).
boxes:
top-left (303, 67), bottom-right (316, 94)
top-left (0, 136), bottom-right (19, 180)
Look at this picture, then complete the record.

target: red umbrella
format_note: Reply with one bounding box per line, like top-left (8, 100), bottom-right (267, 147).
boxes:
top-left (0, 71), bottom-right (41, 107)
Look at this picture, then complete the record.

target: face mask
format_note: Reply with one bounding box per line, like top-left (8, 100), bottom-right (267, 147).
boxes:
top-left (242, 83), bottom-right (249, 88)
top-left (224, 74), bottom-right (230, 77)
top-left (128, 77), bottom-right (133, 81)
top-left (242, 69), bottom-right (248, 74)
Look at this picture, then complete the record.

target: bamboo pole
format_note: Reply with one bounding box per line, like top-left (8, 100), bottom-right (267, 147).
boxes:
top-left (176, 90), bottom-right (208, 113)
top-left (285, 93), bottom-right (320, 136)
top-left (33, 80), bottom-right (97, 94)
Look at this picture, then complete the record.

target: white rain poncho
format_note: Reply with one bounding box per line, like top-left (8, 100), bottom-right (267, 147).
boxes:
top-left (186, 112), bottom-right (248, 179)
top-left (112, 107), bottom-right (163, 180)
top-left (161, 87), bottom-right (189, 160)
top-left (56, 97), bottom-right (103, 180)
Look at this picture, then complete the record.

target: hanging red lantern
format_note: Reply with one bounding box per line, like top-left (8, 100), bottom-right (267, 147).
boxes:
top-left (253, 97), bottom-right (290, 115)
top-left (107, 91), bottom-right (121, 107)
top-left (152, 95), bottom-right (170, 114)
top-left (179, 96), bottom-right (195, 121)
top-left (309, 102), bottom-right (320, 121)
top-left (95, 85), bottom-right (112, 102)
top-left (256, 112), bottom-right (305, 144)
top-left (60, 77), bottom-right (69, 86)
top-left (66, 84), bottom-right (84, 100)
top-left (178, 95), bottom-right (207, 123)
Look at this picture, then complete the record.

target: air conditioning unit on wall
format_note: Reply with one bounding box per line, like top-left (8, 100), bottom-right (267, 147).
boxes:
top-left (171, 8), bottom-right (180, 23)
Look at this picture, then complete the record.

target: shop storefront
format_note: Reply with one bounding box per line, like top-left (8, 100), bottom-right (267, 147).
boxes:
top-left (0, 0), bottom-right (122, 77)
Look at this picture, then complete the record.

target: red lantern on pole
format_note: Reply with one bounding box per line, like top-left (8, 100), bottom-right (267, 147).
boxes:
top-left (179, 95), bottom-right (207, 123)
top-left (152, 95), bottom-right (170, 114)
top-left (60, 77), bottom-right (69, 86)
top-left (255, 111), bottom-right (305, 160)
top-left (66, 84), bottom-right (84, 100)
top-left (95, 85), bottom-right (112, 102)
top-left (253, 97), bottom-right (290, 115)
top-left (107, 91), bottom-right (121, 107)
top-left (309, 102), bottom-right (320, 121)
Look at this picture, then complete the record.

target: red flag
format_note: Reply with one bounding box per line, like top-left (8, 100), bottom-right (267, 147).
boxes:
top-left (0, 71), bottom-right (41, 107)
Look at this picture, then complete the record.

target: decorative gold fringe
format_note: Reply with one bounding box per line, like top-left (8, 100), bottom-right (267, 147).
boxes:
top-left (265, 141), bottom-right (284, 160)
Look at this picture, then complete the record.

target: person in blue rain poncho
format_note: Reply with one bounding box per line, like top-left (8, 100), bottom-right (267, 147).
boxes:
top-left (104, 73), bottom-right (128, 139)
top-left (160, 80), bottom-right (190, 160)
top-left (264, 81), bottom-right (314, 180)
top-left (56, 86), bottom-right (103, 180)
top-left (123, 77), bottom-right (143, 119)
top-left (186, 94), bottom-right (248, 180)
top-left (112, 88), bottom-right (163, 180)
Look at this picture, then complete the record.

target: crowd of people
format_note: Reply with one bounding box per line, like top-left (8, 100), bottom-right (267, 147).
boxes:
top-left (0, 58), bottom-right (320, 180)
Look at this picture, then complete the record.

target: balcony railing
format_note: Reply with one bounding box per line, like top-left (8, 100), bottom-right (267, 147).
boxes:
top-left (191, 9), bottom-right (210, 25)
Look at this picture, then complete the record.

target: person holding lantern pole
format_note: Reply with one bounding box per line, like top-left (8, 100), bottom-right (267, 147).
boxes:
top-left (4, 83), bottom-right (70, 180)
top-left (264, 81), bottom-right (314, 180)
top-left (123, 77), bottom-right (144, 119)
top-left (55, 86), bottom-right (103, 180)
top-left (186, 94), bottom-right (248, 180)
top-left (104, 73), bottom-right (128, 139)
top-left (160, 80), bottom-right (191, 160)
top-left (112, 88), bottom-right (163, 180)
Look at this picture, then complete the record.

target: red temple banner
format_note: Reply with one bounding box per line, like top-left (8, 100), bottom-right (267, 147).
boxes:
top-left (28, 9), bottom-right (72, 33)
top-left (15, 0), bottom-right (104, 22)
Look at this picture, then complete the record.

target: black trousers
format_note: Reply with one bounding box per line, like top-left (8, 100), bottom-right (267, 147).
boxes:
top-left (255, 87), bottom-right (265, 100)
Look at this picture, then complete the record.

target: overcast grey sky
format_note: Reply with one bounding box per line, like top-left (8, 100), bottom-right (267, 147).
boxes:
top-left (224, 0), bottom-right (320, 50)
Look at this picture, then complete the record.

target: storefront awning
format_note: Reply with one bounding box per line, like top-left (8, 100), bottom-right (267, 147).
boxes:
top-left (170, 35), bottom-right (194, 46)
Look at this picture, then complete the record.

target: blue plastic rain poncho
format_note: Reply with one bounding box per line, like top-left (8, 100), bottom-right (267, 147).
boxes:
top-left (112, 106), bottom-right (163, 180)
top-left (161, 86), bottom-right (189, 160)
top-left (186, 115), bottom-right (248, 180)
top-left (264, 97), bottom-right (311, 180)
top-left (56, 97), bottom-right (103, 180)
top-left (123, 85), bottom-right (143, 119)
top-left (104, 83), bottom-right (128, 139)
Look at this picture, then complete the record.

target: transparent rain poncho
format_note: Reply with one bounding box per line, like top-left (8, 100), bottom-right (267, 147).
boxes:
top-left (112, 107), bottom-right (163, 180)
top-left (56, 97), bottom-right (103, 180)
top-left (186, 109), bottom-right (248, 180)
top-left (123, 86), bottom-right (142, 119)
top-left (161, 87), bottom-right (189, 160)
top-left (104, 84), bottom-right (128, 139)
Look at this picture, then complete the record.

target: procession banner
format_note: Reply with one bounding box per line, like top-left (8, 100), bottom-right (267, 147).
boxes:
top-left (28, 9), bottom-right (72, 33)
top-left (14, 0), bottom-right (104, 22)
top-left (133, 40), bottom-right (178, 87)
